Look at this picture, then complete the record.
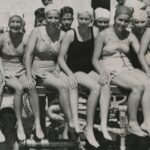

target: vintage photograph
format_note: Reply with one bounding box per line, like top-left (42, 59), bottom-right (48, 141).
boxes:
top-left (0, 0), bottom-right (150, 150)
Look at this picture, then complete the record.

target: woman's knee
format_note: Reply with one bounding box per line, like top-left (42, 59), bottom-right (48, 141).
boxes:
top-left (15, 85), bottom-right (24, 93)
top-left (89, 83), bottom-right (101, 94)
top-left (131, 82), bottom-right (144, 94)
top-left (57, 81), bottom-right (69, 93)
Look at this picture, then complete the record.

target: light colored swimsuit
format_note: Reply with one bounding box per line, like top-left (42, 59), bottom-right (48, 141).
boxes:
top-left (32, 26), bottom-right (61, 78)
top-left (101, 27), bottom-right (134, 79)
top-left (0, 32), bottom-right (26, 78)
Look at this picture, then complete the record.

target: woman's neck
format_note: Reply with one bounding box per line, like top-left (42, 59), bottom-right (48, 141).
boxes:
top-left (113, 25), bottom-right (127, 39)
top-left (9, 31), bottom-right (20, 38)
top-left (78, 25), bottom-right (89, 33)
top-left (46, 25), bottom-right (58, 35)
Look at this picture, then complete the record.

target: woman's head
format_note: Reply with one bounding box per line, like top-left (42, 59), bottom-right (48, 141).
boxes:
top-left (114, 6), bottom-right (132, 32)
top-left (94, 7), bottom-right (110, 31)
top-left (116, 0), bottom-right (126, 5)
top-left (132, 10), bottom-right (147, 34)
top-left (60, 6), bottom-right (74, 31)
top-left (8, 13), bottom-right (23, 33)
top-left (34, 8), bottom-right (45, 27)
top-left (77, 6), bottom-right (93, 27)
top-left (44, 4), bottom-right (60, 27)
top-left (41, 0), bottom-right (52, 6)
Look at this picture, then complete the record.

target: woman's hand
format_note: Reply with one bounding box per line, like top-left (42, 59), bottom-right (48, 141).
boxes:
top-left (68, 74), bottom-right (78, 89)
top-left (25, 76), bottom-right (36, 90)
top-left (99, 69), bottom-right (110, 86)
top-left (53, 69), bottom-right (60, 78)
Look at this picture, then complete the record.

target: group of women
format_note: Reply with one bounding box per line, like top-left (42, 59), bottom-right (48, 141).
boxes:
top-left (0, 2), bottom-right (150, 150)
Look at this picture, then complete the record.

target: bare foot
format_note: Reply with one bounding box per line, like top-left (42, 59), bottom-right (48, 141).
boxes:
top-left (35, 124), bottom-right (44, 139)
top-left (141, 122), bottom-right (150, 136)
top-left (84, 129), bottom-right (100, 147)
top-left (62, 132), bottom-right (69, 139)
top-left (101, 126), bottom-right (112, 141)
top-left (0, 129), bottom-right (5, 142)
top-left (128, 122), bottom-right (147, 137)
top-left (17, 125), bottom-right (26, 141)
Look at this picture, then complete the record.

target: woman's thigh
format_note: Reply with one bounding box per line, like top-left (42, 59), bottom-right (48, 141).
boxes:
top-left (75, 71), bottom-right (100, 90)
top-left (42, 72), bottom-right (67, 89)
top-left (112, 70), bottom-right (143, 90)
top-left (6, 77), bottom-right (23, 90)
top-left (128, 69), bottom-right (150, 85)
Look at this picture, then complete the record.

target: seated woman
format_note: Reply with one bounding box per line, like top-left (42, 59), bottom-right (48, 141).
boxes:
top-left (94, 7), bottom-right (110, 31)
top-left (128, 10), bottom-right (148, 69)
top-left (92, 5), bottom-right (150, 137)
top-left (0, 11), bottom-right (44, 141)
top-left (24, 4), bottom-right (74, 137)
top-left (59, 5), bottom-right (111, 149)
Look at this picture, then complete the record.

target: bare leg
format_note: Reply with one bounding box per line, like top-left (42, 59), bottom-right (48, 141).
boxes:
top-left (0, 129), bottom-right (5, 142)
top-left (112, 70), bottom-right (147, 137)
top-left (76, 72), bottom-right (100, 147)
top-left (89, 71), bottom-right (112, 140)
top-left (60, 72), bottom-right (80, 133)
top-left (62, 122), bottom-right (69, 139)
top-left (27, 89), bottom-right (44, 139)
top-left (129, 69), bottom-right (150, 136)
top-left (43, 72), bottom-right (74, 128)
top-left (100, 84), bottom-right (112, 140)
top-left (19, 75), bottom-right (44, 139)
top-left (6, 77), bottom-right (26, 141)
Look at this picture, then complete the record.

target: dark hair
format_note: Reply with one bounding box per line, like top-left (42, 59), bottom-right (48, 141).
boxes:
top-left (34, 8), bottom-right (45, 18)
top-left (60, 6), bottom-right (73, 18)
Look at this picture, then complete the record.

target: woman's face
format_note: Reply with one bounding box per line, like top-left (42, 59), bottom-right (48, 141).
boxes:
top-left (114, 14), bottom-right (130, 32)
top-left (95, 17), bottom-right (109, 31)
top-left (61, 13), bottom-right (73, 31)
top-left (133, 19), bottom-right (147, 33)
top-left (45, 10), bottom-right (60, 27)
top-left (9, 16), bottom-right (22, 33)
top-left (78, 12), bottom-right (92, 27)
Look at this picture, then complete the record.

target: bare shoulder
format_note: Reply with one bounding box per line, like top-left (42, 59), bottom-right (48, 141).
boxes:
top-left (93, 26), bottom-right (99, 38)
top-left (142, 28), bottom-right (150, 39)
top-left (97, 27), bottom-right (109, 39)
top-left (30, 27), bottom-right (41, 36)
top-left (0, 32), bottom-right (9, 43)
top-left (63, 29), bottom-right (74, 42)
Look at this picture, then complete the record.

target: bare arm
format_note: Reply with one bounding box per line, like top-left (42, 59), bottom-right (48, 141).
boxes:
top-left (58, 30), bottom-right (74, 76)
top-left (92, 31), bottom-right (105, 74)
top-left (58, 30), bottom-right (78, 88)
top-left (25, 28), bottom-right (38, 78)
top-left (138, 30), bottom-right (150, 74)
top-left (92, 31), bottom-right (110, 85)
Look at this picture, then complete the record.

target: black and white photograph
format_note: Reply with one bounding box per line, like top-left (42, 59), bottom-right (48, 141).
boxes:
top-left (0, 0), bottom-right (150, 150)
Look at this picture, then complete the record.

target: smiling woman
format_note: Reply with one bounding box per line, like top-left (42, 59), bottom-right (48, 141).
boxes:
top-left (92, 5), bottom-right (150, 137)
top-left (0, 11), bottom-right (44, 142)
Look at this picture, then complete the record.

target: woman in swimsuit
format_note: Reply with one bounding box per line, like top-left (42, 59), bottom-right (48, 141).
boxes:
top-left (59, 5), bottom-right (110, 149)
top-left (93, 5), bottom-right (150, 137)
top-left (0, 12), bottom-right (44, 141)
top-left (25, 4), bottom-right (74, 134)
